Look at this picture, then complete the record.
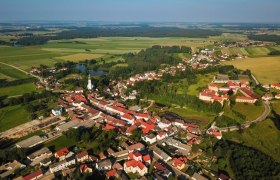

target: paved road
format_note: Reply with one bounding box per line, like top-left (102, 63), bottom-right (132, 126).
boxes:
top-left (219, 101), bottom-right (271, 132)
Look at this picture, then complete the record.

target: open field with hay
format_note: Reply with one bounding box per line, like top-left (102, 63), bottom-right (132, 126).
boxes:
top-left (223, 56), bottom-right (280, 84)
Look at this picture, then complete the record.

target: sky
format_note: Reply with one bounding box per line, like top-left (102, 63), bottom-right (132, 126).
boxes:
top-left (0, 0), bottom-right (280, 23)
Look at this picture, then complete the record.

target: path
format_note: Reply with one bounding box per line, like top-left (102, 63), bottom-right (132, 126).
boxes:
top-left (0, 62), bottom-right (49, 90)
top-left (251, 74), bottom-right (260, 85)
top-left (219, 101), bottom-right (271, 132)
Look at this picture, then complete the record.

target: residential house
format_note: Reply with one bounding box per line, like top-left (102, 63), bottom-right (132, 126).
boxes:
top-left (96, 159), bottom-right (112, 171)
top-left (127, 143), bottom-right (145, 153)
top-left (142, 133), bottom-right (157, 144)
top-left (49, 157), bottom-right (76, 173)
top-left (27, 147), bottom-right (52, 162)
top-left (76, 150), bottom-right (89, 163)
top-left (124, 160), bottom-right (148, 176)
top-left (157, 119), bottom-right (172, 130)
top-left (80, 164), bottom-right (93, 173)
top-left (22, 169), bottom-right (43, 180)
top-left (156, 131), bottom-right (168, 141)
top-left (153, 146), bottom-right (172, 162)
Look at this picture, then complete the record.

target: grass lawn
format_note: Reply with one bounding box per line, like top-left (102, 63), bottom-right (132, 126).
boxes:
top-left (232, 103), bottom-right (265, 121)
top-left (0, 82), bottom-right (39, 97)
top-left (271, 101), bottom-right (280, 114)
top-left (0, 105), bottom-right (30, 132)
top-left (223, 56), bottom-right (280, 84)
top-left (187, 74), bottom-right (215, 96)
top-left (223, 118), bottom-right (280, 162)
top-left (170, 107), bottom-right (216, 129)
top-left (45, 134), bottom-right (99, 152)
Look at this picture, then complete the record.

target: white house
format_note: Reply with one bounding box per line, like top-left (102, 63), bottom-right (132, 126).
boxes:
top-left (124, 160), bottom-right (147, 176)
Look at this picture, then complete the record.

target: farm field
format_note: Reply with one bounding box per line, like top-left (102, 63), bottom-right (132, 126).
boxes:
top-left (223, 118), bottom-right (280, 162)
top-left (0, 82), bottom-right (39, 97)
top-left (0, 33), bottom-right (247, 72)
top-left (0, 105), bottom-right (30, 132)
top-left (55, 53), bottom-right (105, 62)
top-left (0, 63), bottom-right (30, 80)
top-left (220, 46), bottom-right (280, 57)
top-left (223, 56), bottom-right (280, 84)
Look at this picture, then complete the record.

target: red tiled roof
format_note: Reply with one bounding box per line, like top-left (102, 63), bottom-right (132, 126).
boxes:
top-left (106, 169), bottom-right (117, 177)
top-left (240, 87), bottom-right (258, 99)
top-left (172, 158), bottom-right (184, 167)
top-left (128, 143), bottom-right (145, 151)
top-left (55, 147), bottom-right (69, 157)
top-left (122, 113), bottom-right (134, 120)
top-left (143, 154), bottom-right (151, 162)
top-left (125, 159), bottom-right (145, 170)
top-left (23, 170), bottom-right (42, 180)
top-left (104, 124), bottom-right (116, 130)
top-left (77, 150), bottom-right (88, 159)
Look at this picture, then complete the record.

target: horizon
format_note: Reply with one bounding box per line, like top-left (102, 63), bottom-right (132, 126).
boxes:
top-left (0, 0), bottom-right (280, 23)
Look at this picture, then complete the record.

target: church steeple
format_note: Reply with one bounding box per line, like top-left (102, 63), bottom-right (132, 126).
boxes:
top-left (87, 74), bottom-right (93, 90)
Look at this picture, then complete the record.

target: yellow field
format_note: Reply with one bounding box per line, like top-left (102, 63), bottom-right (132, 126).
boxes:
top-left (56, 53), bottom-right (105, 61)
top-left (223, 56), bottom-right (280, 84)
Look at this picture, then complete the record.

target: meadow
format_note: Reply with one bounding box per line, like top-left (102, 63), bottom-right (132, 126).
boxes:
top-left (223, 118), bottom-right (280, 162)
top-left (223, 56), bottom-right (280, 84)
top-left (0, 105), bottom-right (30, 132)
top-left (0, 82), bottom-right (39, 97)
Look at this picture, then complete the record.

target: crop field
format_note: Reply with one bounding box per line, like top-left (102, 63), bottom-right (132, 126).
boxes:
top-left (223, 118), bottom-right (280, 162)
top-left (0, 63), bottom-right (30, 80)
top-left (56, 53), bottom-right (105, 61)
top-left (0, 82), bottom-right (39, 97)
top-left (0, 105), bottom-right (30, 132)
top-left (223, 56), bottom-right (280, 84)
top-left (221, 46), bottom-right (280, 57)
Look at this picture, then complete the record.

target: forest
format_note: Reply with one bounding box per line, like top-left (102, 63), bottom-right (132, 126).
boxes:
top-left (214, 140), bottom-right (280, 179)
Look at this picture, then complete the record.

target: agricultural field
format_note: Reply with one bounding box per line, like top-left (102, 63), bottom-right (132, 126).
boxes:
top-left (221, 46), bottom-right (280, 57)
top-left (223, 56), bottom-right (280, 84)
top-left (56, 53), bottom-right (105, 62)
top-left (223, 118), bottom-right (280, 162)
top-left (0, 63), bottom-right (30, 80)
top-left (0, 105), bottom-right (30, 132)
top-left (0, 82), bottom-right (39, 97)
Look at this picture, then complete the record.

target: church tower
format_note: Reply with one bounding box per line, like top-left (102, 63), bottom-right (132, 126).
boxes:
top-left (87, 74), bottom-right (93, 90)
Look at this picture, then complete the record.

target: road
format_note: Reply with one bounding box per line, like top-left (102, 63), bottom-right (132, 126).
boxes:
top-left (219, 101), bottom-right (271, 132)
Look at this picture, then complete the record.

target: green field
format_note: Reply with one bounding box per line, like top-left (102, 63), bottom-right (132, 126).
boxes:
top-left (224, 56), bottom-right (280, 84)
top-left (0, 63), bottom-right (30, 80)
top-left (232, 103), bottom-right (265, 121)
top-left (187, 74), bottom-right (215, 95)
top-left (170, 107), bottom-right (216, 129)
top-left (223, 118), bottom-right (280, 162)
top-left (0, 82), bottom-right (39, 97)
top-left (221, 46), bottom-right (280, 57)
top-left (0, 105), bottom-right (30, 132)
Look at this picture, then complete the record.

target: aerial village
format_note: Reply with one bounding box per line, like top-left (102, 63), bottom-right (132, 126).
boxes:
top-left (1, 46), bottom-right (280, 180)
top-left (0, 65), bottom-right (231, 180)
